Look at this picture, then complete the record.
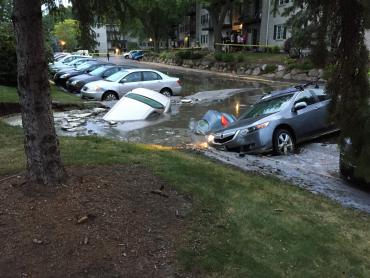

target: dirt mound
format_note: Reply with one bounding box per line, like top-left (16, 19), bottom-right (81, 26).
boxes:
top-left (0, 166), bottom-right (191, 278)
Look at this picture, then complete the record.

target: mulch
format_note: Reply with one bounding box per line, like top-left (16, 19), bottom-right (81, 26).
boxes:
top-left (0, 165), bottom-right (192, 278)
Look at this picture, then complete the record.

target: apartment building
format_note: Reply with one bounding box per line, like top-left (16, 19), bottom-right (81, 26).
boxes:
top-left (194, 0), bottom-right (292, 50)
top-left (92, 25), bottom-right (139, 54)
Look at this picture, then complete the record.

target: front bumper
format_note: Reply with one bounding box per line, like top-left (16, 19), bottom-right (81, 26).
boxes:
top-left (66, 80), bottom-right (84, 93)
top-left (209, 128), bottom-right (273, 153)
top-left (81, 89), bottom-right (104, 100)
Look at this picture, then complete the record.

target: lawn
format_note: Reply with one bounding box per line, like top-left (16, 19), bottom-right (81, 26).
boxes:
top-left (1, 120), bottom-right (370, 277)
top-left (0, 85), bottom-right (82, 104)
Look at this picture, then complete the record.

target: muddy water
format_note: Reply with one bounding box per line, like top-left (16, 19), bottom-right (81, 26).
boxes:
top-left (3, 72), bottom-right (285, 147)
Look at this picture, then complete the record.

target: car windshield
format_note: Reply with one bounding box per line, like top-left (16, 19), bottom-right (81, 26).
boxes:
top-left (125, 93), bottom-right (164, 109)
top-left (89, 66), bottom-right (110, 76)
top-left (76, 62), bottom-right (95, 71)
top-left (240, 94), bottom-right (294, 119)
top-left (105, 70), bottom-right (128, 82)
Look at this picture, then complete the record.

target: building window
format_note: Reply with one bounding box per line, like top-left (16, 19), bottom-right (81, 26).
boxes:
top-left (278, 0), bottom-right (289, 5)
top-left (200, 35), bottom-right (209, 44)
top-left (201, 14), bottom-right (209, 25)
top-left (273, 24), bottom-right (287, 40)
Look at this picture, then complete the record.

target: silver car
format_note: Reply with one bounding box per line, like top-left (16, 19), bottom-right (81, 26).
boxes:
top-left (81, 69), bottom-right (182, 101)
top-left (208, 84), bottom-right (338, 155)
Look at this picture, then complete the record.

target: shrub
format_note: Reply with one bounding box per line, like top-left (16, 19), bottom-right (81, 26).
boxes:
top-left (236, 53), bottom-right (245, 63)
top-left (214, 52), bottom-right (223, 61)
top-left (287, 59), bottom-right (314, 71)
top-left (264, 64), bottom-right (278, 73)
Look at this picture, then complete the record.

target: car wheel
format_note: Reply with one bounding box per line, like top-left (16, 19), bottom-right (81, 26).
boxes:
top-left (160, 88), bottom-right (172, 97)
top-left (273, 129), bottom-right (295, 155)
top-left (102, 91), bottom-right (118, 101)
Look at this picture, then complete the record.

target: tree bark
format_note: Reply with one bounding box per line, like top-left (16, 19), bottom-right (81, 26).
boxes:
top-left (12, 0), bottom-right (67, 185)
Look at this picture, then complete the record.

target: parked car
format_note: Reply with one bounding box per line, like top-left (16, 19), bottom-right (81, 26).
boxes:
top-left (103, 88), bottom-right (171, 122)
top-left (123, 50), bottom-right (144, 60)
top-left (81, 68), bottom-right (182, 101)
top-left (130, 50), bottom-right (144, 60)
top-left (340, 138), bottom-right (369, 184)
top-left (49, 55), bottom-right (91, 74)
top-left (66, 65), bottom-right (127, 93)
top-left (208, 84), bottom-right (338, 154)
top-left (54, 61), bottom-right (109, 87)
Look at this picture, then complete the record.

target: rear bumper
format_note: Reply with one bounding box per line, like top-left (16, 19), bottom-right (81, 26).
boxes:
top-left (172, 86), bottom-right (182, 96)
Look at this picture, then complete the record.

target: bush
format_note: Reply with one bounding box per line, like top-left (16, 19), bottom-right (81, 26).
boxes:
top-left (236, 53), bottom-right (245, 63)
top-left (175, 50), bottom-right (205, 60)
top-left (267, 46), bottom-right (281, 54)
top-left (0, 23), bottom-right (17, 86)
top-left (214, 52), bottom-right (235, 63)
top-left (264, 64), bottom-right (278, 73)
top-left (287, 59), bottom-right (314, 71)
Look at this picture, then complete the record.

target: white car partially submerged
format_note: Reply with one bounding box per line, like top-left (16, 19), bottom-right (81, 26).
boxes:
top-left (103, 88), bottom-right (171, 122)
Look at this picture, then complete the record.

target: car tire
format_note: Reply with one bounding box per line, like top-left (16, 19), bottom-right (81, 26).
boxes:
top-left (160, 88), bottom-right (172, 97)
top-left (102, 91), bottom-right (118, 101)
top-left (273, 129), bottom-right (295, 155)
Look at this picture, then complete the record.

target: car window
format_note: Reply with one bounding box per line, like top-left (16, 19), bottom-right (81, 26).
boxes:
top-left (143, 71), bottom-right (162, 81)
top-left (311, 89), bottom-right (330, 102)
top-left (90, 66), bottom-right (110, 76)
top-left (103, 68), bottom-right (118, 77)
top-left (125, 93), bottom-right (164, 109)
top-left (63, 57), bottom-right (74, 63)
top-left (240, 94), bottom-right (294, 119)
top-left (105, 70), bottom-right (129, 82)
top-left (122, 72), bottom-right (142, 83)
top-left (294, 91), bottom-right (316, 105)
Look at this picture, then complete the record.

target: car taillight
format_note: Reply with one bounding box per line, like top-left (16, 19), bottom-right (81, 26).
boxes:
top-left (177, 79), bottom-right (181, 85)
top-left (221, 114), bottom-right (230, 127)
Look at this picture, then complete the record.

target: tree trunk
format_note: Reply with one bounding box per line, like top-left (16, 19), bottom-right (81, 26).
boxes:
top-left (12, 0), bottom-right (67, 185)
top-left (208, 0), bottom-right (232, 51)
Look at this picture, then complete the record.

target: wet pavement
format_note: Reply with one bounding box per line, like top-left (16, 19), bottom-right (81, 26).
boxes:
top-left (203, 143), bottom-right (370, 214)
top-left (3, 60), bottom-right (370, 214)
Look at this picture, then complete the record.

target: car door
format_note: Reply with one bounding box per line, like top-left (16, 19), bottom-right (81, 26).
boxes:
top-left (117, 71), bottom-right (143, 97)
top-left (289, 90), bottom-right (320, 140)
top-left (142, 71), bottom-right (163, 91)
top-left (310, 89), bottom-right (333, 132)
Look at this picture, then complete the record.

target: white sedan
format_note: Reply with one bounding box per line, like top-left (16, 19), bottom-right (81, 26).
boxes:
top-left (103, 88), bottom-right (171, 122)
top-left (81, 68), bottom-right (182, 101)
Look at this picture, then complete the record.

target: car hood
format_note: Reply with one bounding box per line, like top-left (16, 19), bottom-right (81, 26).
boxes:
top-left (70, 74), bottom-right (100, 82)
top-left (85, 80), bottom-right (114, 89)
top-left (214, 114), bottom-right (273, 134)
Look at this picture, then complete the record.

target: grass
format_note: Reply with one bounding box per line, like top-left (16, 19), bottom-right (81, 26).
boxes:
top-left (0, 85), bottom-right (83, 104)
top-left (1, 120), bottom-right (370, 277)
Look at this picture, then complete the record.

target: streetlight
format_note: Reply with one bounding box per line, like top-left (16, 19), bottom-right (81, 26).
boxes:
top-left (60, 40), bottom-right (66, 51)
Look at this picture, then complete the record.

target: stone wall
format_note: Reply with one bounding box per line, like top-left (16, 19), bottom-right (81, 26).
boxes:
top-left (143, 56), bottom-right (324, 82)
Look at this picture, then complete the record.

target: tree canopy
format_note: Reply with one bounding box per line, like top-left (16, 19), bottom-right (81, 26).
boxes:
top-left (53, 19), bottom-right (80, 51)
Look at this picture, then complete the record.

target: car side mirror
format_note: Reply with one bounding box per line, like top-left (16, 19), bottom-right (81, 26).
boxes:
top-left (293, 101), bottom-right (308, 112)
top-left (119, 79), bottom-right (126, 83)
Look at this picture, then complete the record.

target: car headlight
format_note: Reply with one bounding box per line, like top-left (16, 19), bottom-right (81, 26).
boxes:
top-left (207, 134), bottom-right (215, 143)
top-left (240, 122), bottom-right (270, 135)
top-left (71, 80), bottom-right (77, 85)
top-left (60, 74), bottom-right (70, 79)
